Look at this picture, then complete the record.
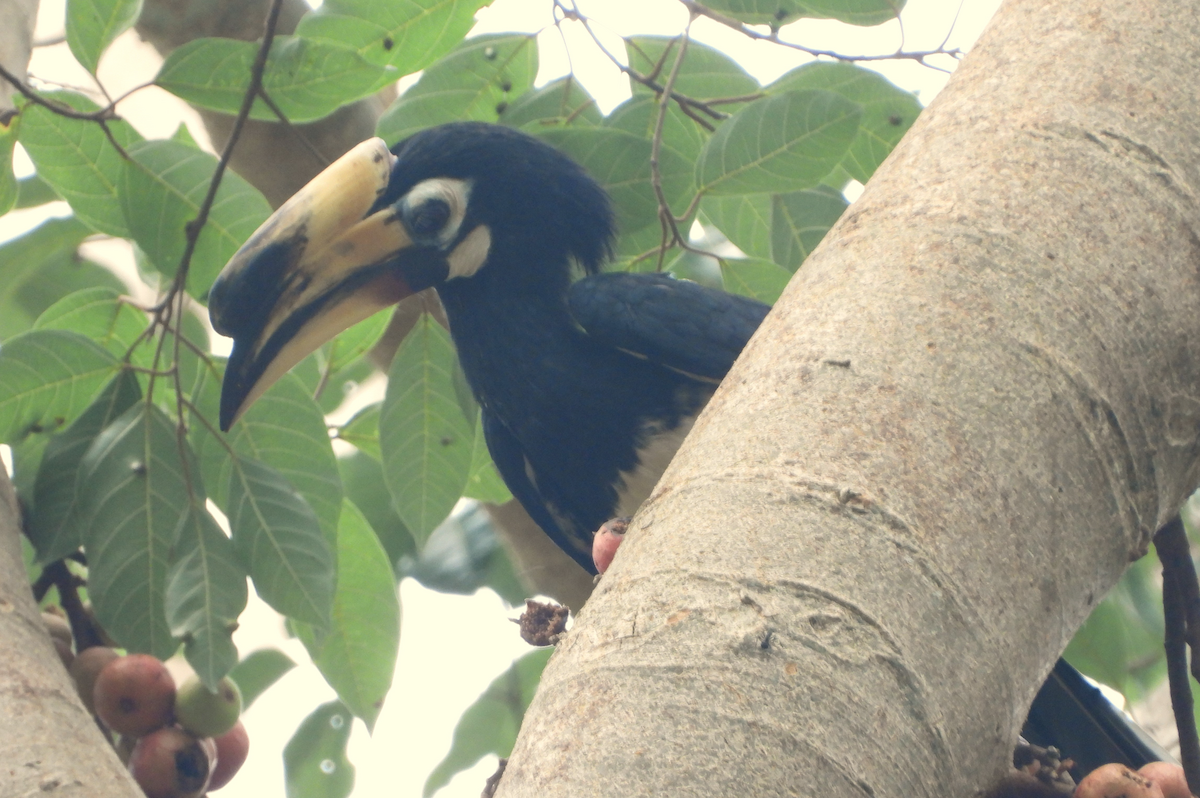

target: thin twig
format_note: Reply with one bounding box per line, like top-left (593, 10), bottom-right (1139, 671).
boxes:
top-left (172, 0), bottom-right (286, 294)
top-left (164, 0), bottom-right (287, 502)
top-left (42, 560), bottom-right (106, 650)
top-left (1161, 570), bottom-right (1200, 792)
top-left (1155, 517), bottom-right (1200, 682)
top-left (1155, 517), bottom-right (1200, 795)
top-left (0, 64), bottom-right (138, 157)
top-left (678, 0), bottom-right (963, 66)
top-left (180, 395), bottom-right (240, 460)
top-left (0, 62), bottom-right (118, 121)
top-left (556, 1), bottom-right (729, 122)
top-left (650, 27), bottom-right (692, 269)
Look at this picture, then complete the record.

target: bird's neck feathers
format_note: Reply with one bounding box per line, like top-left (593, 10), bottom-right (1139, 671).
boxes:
top-left (435, 246), bottom-right (588, 408)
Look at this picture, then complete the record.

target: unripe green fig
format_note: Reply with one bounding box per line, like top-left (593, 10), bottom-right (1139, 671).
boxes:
top-left (128, 726), bottom-right (215, 798)
top-left (208, 720), bottom-right (250, 791)
top-left (175, 675), bottom-right (242, 738)
top-left (70, 646), bottom-right (119, 713)
top-left (93, 654), bottom-right (176, 737)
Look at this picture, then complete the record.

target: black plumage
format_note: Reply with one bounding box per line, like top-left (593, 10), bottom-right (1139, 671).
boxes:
top-left (373, 123), bottom-right (769, 569)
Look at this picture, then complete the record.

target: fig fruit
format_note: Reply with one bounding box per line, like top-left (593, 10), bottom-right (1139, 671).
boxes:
top-left (208, 720), bottom-right (250, 791)
top-left (93, 653), bottom-right (176, 737)
top-left (128, 726), bottom-right (215, 798)
top-left (175, 675), bottom-right (242, 738)
top-left (70, 646), bottom-right (119, 713)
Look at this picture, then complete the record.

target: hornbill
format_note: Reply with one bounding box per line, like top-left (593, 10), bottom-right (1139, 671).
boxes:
top-left (208, 121), bottom-right (1168, 781)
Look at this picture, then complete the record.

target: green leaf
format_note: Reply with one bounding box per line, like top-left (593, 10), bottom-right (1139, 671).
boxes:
top-left (380, 314), bottom-right (473, 543)
top-left (338, 450), bottom-right (416, 567)
top-left (376, 33), bottom-right (537, 146)
top-left (170, 121), bottom-right (202, 148)
top-left (66, 0), bottom-right (144, 75)
top-left (2, 251), bottom-right (125, 342)
top-left (284, 700), bottom-right (355, 798)
top-left (794, 0), bottom-right (904, 26)
top-left (625, 36), bottom-right (758, 103)
top-left (175, 308), bottom-right (210, 400)
top-left (26, 370), bottom-right (141, 563)
top-left (296, 0), bottom-right (493, 75)
top-left (397, 502), bottom-right (519, 601)
top-left (228, 375), bottom-right (343, 543)
top-left (297, 499), bottom-right (399, 731)
top-left (603, 94), bottom-right (709, 165)
top-left (229, 648), bottom-right (296, 710)
top-left (166, 503), bottom-right (249, 689)
top-left (537, 127), bottom-right (693, 236)
top-left (700, 0), bottom-right (903, 25)
top-left (17, 91), bottom-right (143, 236)
top-left (226, 456), bottom-right (335, 627)
top-left (16, 174), bottom-right (61, 208)
top-left (9, 433), bottom-right (52, 506)
top-left (423, 649), bottom-right (552, 797)
top-left (769, 63), bottom-right (922, 183)
top-left (0, 328), bottom-right (119, 445)
top-left (0, 116), bottom-right (17, 216)
top-left (156, 36), bottom-right (393, 125)
top-left (500, 77), bottom-right (601, 131)
top-left (695, 90), bottom-right (860, 196)
top-left (464, 410), bottom-right (511, 504)
top-left (609, 220), bottom-right (675, 266)
top-left (77, 401), bottom-right (197, 658)
top-left (700, 193), bottom-right (773, 260)
top-left (1065, 553), bottom-right (1165, 703)
top-left (120, 139), bottom-right (272, 299)
top-left (770, 185), bottom-right (847, 271)
top-left (191, 364), bottom-right (343, 550)
top-left (693, 0), bottom-right (807, 24)
top-left (720, 257), bottom-right (792, 304)
top-left (325, 312), bottom-right (389, 377)
top-left (0, 216), bottom-right (95, 340)
top-left (337, 403), bottom-right (382, 461)
top-left (34, 287), bottom-right (150, 363)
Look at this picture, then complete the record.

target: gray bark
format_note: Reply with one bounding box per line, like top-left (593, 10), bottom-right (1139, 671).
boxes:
top-left (498, 1), bottom-right (1200, 796)
top-left (0, 469), bottom-right (144, 798)
top-left (0, 0), bottom-right (36, 113)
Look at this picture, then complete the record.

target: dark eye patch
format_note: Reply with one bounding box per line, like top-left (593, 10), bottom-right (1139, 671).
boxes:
top-left (409, 198), bottom-right (451, 238)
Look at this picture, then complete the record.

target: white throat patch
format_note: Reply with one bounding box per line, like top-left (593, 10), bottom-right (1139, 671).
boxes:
top-left (448, 225), bottom-right (493, 280)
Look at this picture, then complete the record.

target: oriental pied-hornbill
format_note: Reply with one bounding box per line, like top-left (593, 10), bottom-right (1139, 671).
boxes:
top-left (208, 121), bottom-right (1168, 781)
top-left (208, 121), bottom-right (769, 571)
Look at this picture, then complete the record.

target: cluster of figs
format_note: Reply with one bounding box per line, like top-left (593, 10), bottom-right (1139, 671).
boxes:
top-left (47, 611), bottom-right (249, 798)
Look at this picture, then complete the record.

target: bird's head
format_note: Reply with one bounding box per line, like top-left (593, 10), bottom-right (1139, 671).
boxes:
top-left (208, 122), bottom-right (613, 430)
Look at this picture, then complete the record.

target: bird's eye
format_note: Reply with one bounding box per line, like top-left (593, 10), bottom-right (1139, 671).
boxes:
top-left (409, 199), bottom-right (451, 238)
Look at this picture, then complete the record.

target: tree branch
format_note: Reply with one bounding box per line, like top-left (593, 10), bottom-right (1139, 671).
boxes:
top-left (497, 0), bottom-right (1200, 794)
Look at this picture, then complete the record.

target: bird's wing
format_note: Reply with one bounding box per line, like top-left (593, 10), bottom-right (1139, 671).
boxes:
top-left (481, 409), bottom-right (597, 574)
top-left (568, 272), bottom-right (772, 380)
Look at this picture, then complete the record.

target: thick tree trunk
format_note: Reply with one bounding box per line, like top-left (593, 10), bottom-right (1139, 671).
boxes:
top-left (498, 1), bottom-right (1200, 796)
top-left (0, 0), bottom-right (36, 114)
top-left (0, 467), bottom-right (143, 797)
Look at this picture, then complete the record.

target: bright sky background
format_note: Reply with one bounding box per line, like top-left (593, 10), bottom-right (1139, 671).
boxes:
top-left (3, 0), bottom-right (1004, 795)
